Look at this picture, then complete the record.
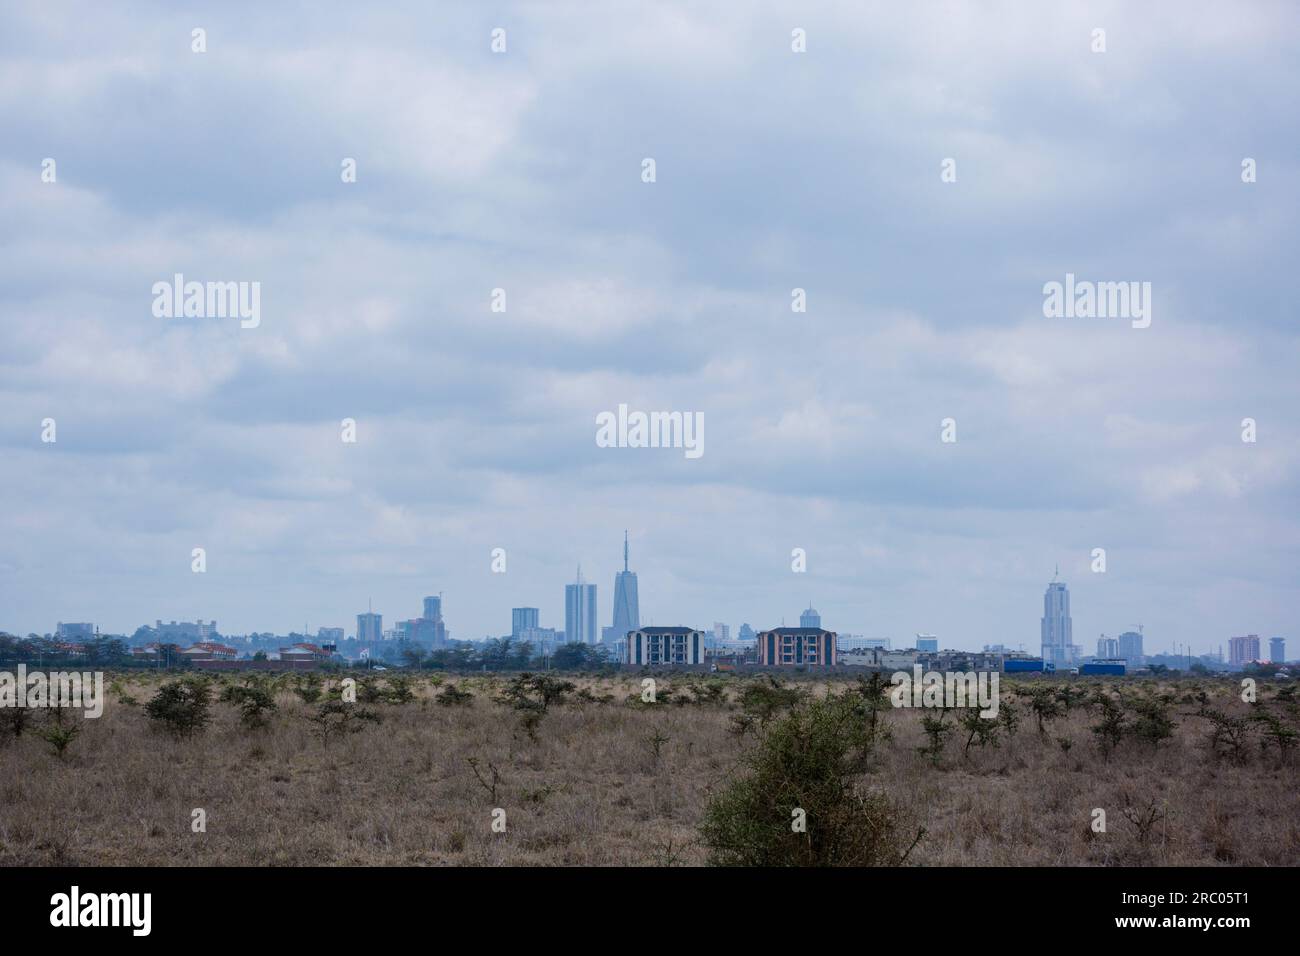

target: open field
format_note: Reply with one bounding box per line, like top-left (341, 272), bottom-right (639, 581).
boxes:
top-left (1, 671), bottom-right (1297, 866)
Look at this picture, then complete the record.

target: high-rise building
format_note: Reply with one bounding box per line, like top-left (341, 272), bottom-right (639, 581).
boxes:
top-left (56, 622), bottom-right (95, 640)
top-left (1228, 634), bottom-right (1261, 666)
top-left (152, 619), bottom-right (219, 641)
top-left (423, 596), bottom-right (442, 622)
top-left (1097, 634), bottom-right (1120, 659)
top-left (611, 532), bottom-right (640, 641)
top-left (357, 611), bottom-right (382, 643)
top-left (738, 623), bottom-right (755, 643)
top-left (565, 567), bottom-right (598, 645)
top-left (512, 607), bottom-right (540, 638)
top-left (916, 634), bottom-right (939, 653)
top-left (1117, 630), bottom-right (1144, 665)
top-left (1270, 637), bottom-right (1286, 664)
top-left (712, 622), bottom-right (730, 643)
top-left (1040, 573), bottom-right (1073, 668)
top-left (799, 605), bottom-right (821, 629)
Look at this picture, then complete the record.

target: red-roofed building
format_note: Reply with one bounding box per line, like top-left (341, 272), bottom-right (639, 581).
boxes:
top-left (278, 643), bottom-right (331, 662)
top-left (181, 642), bottom-right (239, 661)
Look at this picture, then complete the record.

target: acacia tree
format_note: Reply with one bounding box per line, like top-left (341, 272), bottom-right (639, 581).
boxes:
top-left (700, 692), bottom-right (922, 867)
top-left (144, 677), bottom-right (213, 738)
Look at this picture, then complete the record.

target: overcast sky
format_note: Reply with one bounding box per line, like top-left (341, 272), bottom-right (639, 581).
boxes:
top-left (1, 1), bottom-right (1297, 653)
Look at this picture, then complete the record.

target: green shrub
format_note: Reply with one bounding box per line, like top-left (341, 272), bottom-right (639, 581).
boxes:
top-left (144, 677), bottom-right (213, 738)
top-left (293, 675), bottom-right (324, 704)
top-left (699, 693), bottom-right (920, 866)
top-left (737, 678), bottom-right (805, 727)
top-left (1131, 697), bottom-right (1176, 747)
top-left (496, 674), bottom-right (575, 714)
top-left (383, 675), bottom-right (416, 705)
top-left (306, 700), bottom-right (380, 745)
top-left (436, 684), bottom-right (474, 707)
top-left (221, 682), bottom-right (279, 729)
top-left (41, 722), bottom-right (80, 759)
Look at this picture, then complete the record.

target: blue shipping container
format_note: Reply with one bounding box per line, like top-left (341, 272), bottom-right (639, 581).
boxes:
top-left (1004, 659), bottom-right (1045, 672)
top-left (1081, 662), bottom-right (1126, 675)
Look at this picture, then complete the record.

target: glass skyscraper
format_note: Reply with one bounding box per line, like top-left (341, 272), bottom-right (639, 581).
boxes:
top-left (611, 532), bottom-right (640, 641)
top-left (1040, 573), bottom-right (1073, 668)
top-left (565, 568), bottom-right (598, 645)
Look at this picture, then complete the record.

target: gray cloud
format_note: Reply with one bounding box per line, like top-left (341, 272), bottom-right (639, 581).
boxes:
top-left (1, 1), bottom-right (1297, 652)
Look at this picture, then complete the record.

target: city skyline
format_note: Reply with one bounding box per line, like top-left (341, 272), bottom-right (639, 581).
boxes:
top-left (2, 4), bottom-right (1297, 657)
top-left (5, 562), bottom-right (1283, 660)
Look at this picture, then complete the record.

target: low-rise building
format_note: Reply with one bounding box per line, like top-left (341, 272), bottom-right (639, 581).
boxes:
top-left (278, 642), bottom-right (332, 662)
top-left (626, 627), bottom-right (706, 666)
top-left (181, 642), bottom-right (238, 661)
top-left (755, 627), bottom-right (837, 667)
top-left (839, 647), bottom-right (919, 670)
top-left (918, 649), bottom-right (1004, 672)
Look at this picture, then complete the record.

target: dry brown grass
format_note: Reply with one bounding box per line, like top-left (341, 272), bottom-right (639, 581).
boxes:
top-left (0, 672), bottom-right (1296, 866)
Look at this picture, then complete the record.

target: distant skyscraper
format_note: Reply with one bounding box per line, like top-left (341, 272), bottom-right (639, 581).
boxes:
top-left (1229, 634), bottom-right (1260, 666)
top-left (1270, 636), bottom-right (1286, 664)
top-left (611, 532), bottom-right (640, 640)
top-left (1097, 634), bottom-right (1120, 658)
top-left (799, 605), bottom-right (821, 629)
top-left (738, 623), bottom-right (755, 643)
top-left (916, 634), bottom-right (939, 653)
top-left (406, 595), bottom-right (448, 646)
top-left (357, 610), bottom-right (382, 643)
top-left (512, 607), bottom-right (540, 638)
top-left (1117, 630), bottom-right (1144, 665)
top-left (565, 567), bottom-right (598, 645)
top-left (1040, 572), bottom-right (1073, 668)
top-left (423, 596), bottom-right (442, 622)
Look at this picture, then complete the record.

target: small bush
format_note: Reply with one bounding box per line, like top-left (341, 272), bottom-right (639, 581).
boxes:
top-left (383, 676), bottom-right (416, 705)
top-left (222, 682), bottom-right (279, 729)
top-left (737, 678), bottom-right (805, 727)
top-left (1131, 697), bottom-right (1176, 747)
top-left (306, 700), bottom-right (380, 745)
top-left (41, 722), bottom-right (80, 759)
top-left (293, 675), bottom-right (324, 704)
top-left (918, 713), bottom-right (954, 765)
top-left (497, 674), bottom-right (576, 714)
top-left (0, 706), bottom-right (35, 741)
top-left (144, 678), bottom-right (213, 739)
top-left (436, 684), bottom-right (474, 707)
top-left (1090, 695), bottom-right (1128, 760)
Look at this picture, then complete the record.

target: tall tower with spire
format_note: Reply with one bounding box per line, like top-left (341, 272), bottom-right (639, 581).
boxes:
top-left (611, 530), bottom-right (641, 641)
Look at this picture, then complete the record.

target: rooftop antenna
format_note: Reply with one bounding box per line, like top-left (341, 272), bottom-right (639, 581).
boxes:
top-left (623, 530), bottom-right (629, 573)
